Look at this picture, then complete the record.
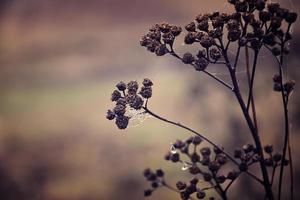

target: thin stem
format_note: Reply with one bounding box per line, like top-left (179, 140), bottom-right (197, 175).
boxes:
top-left (288, 137), bottom-right (294, 200)
top-left (219, 41), bottom-right (274, 200)
top-left (212, 173), bottom-right (227, 200)
top-left (264, 43), bottom-right (294, 200)
top-left (271, 165), bottom-right (277, 186)
top-left (277, 41), bottom-right (292, 200)
top-left (169, 51), bottom-right (233, 90)
top-left (225, 173), bottom-right (241, 193)
top-left (245, 47), bottom-right (258, 129)
top-left (143, 107), bottom-right (263, 185)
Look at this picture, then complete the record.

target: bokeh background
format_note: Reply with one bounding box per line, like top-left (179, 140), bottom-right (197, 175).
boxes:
top-left (0, 0), bottom-right (299, 199)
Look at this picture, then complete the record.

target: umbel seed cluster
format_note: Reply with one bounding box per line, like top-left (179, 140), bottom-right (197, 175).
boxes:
top-left (106, 79), bottom-right (153, 129)
top-left (140, 0), bottom-right (297, 72)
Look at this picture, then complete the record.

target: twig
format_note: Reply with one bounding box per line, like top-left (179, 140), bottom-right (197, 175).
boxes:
top-left (143, 107), bottom-right (264, 185)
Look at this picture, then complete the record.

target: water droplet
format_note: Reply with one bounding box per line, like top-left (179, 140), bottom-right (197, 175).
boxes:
top-left (170, 143), bottom-right (177, 154)
top-left (181, 161), bottom-right (189, 171)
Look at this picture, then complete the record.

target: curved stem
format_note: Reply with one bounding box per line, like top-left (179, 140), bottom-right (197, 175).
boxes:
top-left (143, 107), bottom-right (263, 185)
top-left (245, 48), bottom-right (259, 130)
top-left (169, 51), bottom-right (233, 90)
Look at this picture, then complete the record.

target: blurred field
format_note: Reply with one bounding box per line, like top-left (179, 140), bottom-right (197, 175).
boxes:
top-left (0, 0), bottom-right (300, 199)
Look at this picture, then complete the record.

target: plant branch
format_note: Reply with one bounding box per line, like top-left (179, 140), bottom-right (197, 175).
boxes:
top-left (169, 51), bottom-right (234, 90)
top-left (245, 47), bottom-right (258, 129)
top-left (143, 107), bottom-right (263, 185)
top-left (219, 40), bottom-right (274, 200)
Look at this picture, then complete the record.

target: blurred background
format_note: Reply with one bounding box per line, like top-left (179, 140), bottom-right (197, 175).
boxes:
top-left (0, 0), bottom-right (299, 199)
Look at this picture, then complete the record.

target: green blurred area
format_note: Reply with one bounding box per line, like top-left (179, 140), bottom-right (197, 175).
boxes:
top-left (0, 0), bottom-right (300, 199)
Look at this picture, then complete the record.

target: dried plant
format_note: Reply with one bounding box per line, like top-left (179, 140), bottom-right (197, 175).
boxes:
top-left (106, 0), bottom-right (297, 199)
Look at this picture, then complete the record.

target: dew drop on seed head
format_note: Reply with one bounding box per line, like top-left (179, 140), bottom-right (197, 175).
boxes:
top-left (170, 143), bottom-right (177, 154)
top-left (181, 161), bottom-right (189, 171)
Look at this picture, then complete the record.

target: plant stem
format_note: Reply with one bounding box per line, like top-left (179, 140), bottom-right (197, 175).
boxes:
top-left (219, 41), bottom-right (274, 200)
top-left (277, 42), bottom-right (292, 200)
top-left (169, 51), bottom-right (234, 90)
top-left (213, 173), bottom-right (227, 200)
top-left (245, 47), bottom-right (258, 129)
top-left (143, 107), bottom-right (263, 185)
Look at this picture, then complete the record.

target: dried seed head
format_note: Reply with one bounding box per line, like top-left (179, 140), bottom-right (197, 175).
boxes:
top-left (144, 189), bottom-right (152, 197)
top-left (115, 115), bottom-right (129, 129)
top-left (171, 25), bottom-right (182, 36)
top-left (185, 22), bottom-right (196, 32)
top-left (182, 52), bottom-right (195, 64)
top-left (264, 145), bottom-right (273, 154)
top-left (116, 81), bottom-right (126, 91)
top-left (200, 35), bottom-right (214, 48)
top-left (111, 90), bottom-right (122, 101)
top-left (285, 12), bottom-right (298, 24)
top-left (140, 86), bottom-right (152, 99)
top-left (155, 44), bottom-right (168, 56)
top-left (194, 58), bottom-right (209, 71)
top-left (284, 80), bottom-right (296, 94)
top-left (209, 48), bottom-right (221, 61)
top-left (184, 32), bottom-right (196, 44)
top-left (127, 81), bottom-right (139, 94)
top-left (129, 95), bottom-right (144, 110)
top-left (196, 190), bottom-right (206, 199)
top-left (202, 172), bottom-right (212, 182)
top-left (200, 147), bottom-right (211, 156)
top-left (113, 104), bottom-right (126, 116)
top-left (227, 171), bottom-right (239, 180)
top-left (106, 110), bottom-right (115, 120)
top-left (176, 181), bottom-right (187, 190)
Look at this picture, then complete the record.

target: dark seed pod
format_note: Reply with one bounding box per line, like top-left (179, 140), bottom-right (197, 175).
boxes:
top-left (285, 12), bottom-right (297, 24)
top-left (144, 189), bottom-right (152, 197)
top-left (194, 58), bottom-right (209, 71)
top-left (192, 136), bottom-right (202, 145)
top-left (227, 171), bottom-right (239, 180)
top-left (111, 90), bottom-right (122, 101)
top-left (155, 44), bottom-right (168, 56)
top-left (115, 115), bottom-right (129, 129)
top-left (264, 145), bottom-right (273, 154)
top-left (106, 110), bottom-right (115, 120)
top-left (185, 22), bottom-right (196, 32)
top-left (142, 78), bottom-right (153, 87)
top-left (156, 169), bottom-right (164, 177)
top-left (182, 52), bottom-right (195, 64)
top-left (171, 26), bottom-right (182, 36)
top-left (116, 81), bottom-right (127, 91)
top-left (176, 181), bottom-right (187, 190)
top-left (203, 172), bottom-right (212, 182)
top-left (200, 147), bottom-right (211, 156)
top-left (191, 152), bottom-right (200, 163)
top-left (239, 162), bottom-right (248, 172)
top-left (196, 190), bottom-right (206, 199)
top-left (113, 104), bottom-right (126, 116)
top-left (184, 32), bottom-right (196, 44)
top-left (190, 177), bottom-right (199, 185)
top-left (170, 153), bottom-right (180, 162)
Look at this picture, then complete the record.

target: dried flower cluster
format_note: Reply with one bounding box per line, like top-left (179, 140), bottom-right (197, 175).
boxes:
top-left (106, 0), bottom-right (298, 199)
top-left (140, 0), bottom-right (297, 72)
top-left (106, 79), bottom-right (153, 129)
